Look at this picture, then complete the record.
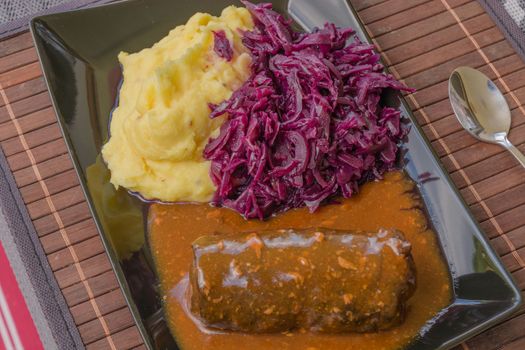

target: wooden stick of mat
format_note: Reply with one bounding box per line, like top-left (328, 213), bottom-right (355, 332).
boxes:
top-left (440, 0), bottom-right (525, 267)
top-left (0, 82), bottom-right (117, 350)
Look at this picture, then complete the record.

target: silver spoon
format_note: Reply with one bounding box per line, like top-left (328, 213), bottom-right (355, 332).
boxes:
top-left (448, 66), bottom-right (525, 168)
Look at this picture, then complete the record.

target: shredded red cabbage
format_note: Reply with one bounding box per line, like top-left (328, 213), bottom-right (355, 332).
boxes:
top-left (204, 1), bottom-right (414, 219)
top-left (213, 30), bottom-right (233, 61)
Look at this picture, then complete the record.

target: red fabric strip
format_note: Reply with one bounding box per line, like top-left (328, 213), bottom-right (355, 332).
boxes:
top-left (0, 242), bottom-right (43, 350)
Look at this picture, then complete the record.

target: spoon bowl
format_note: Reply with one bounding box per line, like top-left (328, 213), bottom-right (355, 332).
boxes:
top-left (449, 66), bottom-right (525, 168)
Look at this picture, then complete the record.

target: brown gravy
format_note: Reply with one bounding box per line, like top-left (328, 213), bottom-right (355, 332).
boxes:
top-left (148, 171), bottom-right (451, 350)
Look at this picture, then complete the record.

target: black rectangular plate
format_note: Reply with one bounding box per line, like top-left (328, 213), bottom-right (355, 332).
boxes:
top-left (31, 0), bottom-right (522, 349)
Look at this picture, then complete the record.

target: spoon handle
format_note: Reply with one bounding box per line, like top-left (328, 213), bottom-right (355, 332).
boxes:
top-left (501, 138), bottom-right (525, 169)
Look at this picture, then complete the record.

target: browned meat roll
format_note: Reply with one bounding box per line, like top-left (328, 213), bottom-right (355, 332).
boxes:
top-left (190, 229), bottom-right (416, 333)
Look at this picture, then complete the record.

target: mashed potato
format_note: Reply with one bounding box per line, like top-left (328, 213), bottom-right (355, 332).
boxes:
top-left (102, 6), bottom-right (253, 202)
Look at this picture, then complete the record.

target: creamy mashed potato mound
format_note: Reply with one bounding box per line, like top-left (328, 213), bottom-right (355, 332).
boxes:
top-left (102, 6), bottom-right (253, 202)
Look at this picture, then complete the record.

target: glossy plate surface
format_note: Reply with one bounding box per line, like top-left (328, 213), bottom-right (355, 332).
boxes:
top-left (31, 0), bottom-right (521, 349)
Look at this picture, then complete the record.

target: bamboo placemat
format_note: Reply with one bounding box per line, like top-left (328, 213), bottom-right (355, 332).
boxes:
top-left (0, 0), bottom-right (524, 349)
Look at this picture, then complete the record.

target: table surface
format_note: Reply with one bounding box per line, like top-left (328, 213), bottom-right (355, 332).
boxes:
top-left (1, 0), bottom-right (525, 349)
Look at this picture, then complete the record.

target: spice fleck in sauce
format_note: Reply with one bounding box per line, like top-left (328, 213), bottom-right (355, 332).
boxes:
top-left (148, 171), bottom-right (451, 350)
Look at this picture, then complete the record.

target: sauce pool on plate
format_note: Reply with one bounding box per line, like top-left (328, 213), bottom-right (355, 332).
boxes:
top-left (148, 171), bottom-right (451, 350)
